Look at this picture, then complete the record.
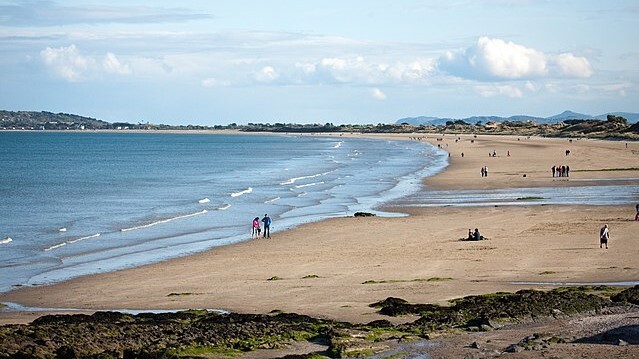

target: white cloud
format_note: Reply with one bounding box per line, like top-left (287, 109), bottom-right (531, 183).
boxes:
top-left (371, 88), bottom-right (387, 100)
top-left (40, 44), bottom-right (130, 81)
top-left (439, 37), bottom-right (592, 81)
top-left (297, 56), bottom-right (434, 85)
top-left (474, 84), bottom-right (523, 98)
top-left (40, 44), bottom-right (95, 82)
top-left (254, 66), bottom-right (279, 83)
top-left (201, 77), bottom-right (230, 87)
top-left (553, 53), bottom-right (593, 78)
top-left (102, 52), bottom-right (131, 75)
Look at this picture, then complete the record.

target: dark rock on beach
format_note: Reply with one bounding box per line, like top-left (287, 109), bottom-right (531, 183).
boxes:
top-left (353, 212), bottom-right (376, 217)
top-left (2, 286), bottom-right (638, 358)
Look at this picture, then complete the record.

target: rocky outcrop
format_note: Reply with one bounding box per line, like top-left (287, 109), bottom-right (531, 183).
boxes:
top-left (1, 286), bottom-right (637, 358)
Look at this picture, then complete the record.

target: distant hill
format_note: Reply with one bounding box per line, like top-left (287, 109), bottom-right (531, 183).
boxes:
top-left (395, 110), bottom-right (639, 126)
top-left (0, 110), bottom-right (111, 130)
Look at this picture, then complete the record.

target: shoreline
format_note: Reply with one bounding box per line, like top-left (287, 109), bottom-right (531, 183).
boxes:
top-left (1, 134), bottom-right (639, 326)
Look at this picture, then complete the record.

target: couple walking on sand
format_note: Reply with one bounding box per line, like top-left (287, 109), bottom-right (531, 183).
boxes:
top-left (252, 214), bottom-right (272, 239)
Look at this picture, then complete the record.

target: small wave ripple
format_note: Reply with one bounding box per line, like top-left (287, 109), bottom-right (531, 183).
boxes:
top-left (121, 210), bottom-right (208, 232)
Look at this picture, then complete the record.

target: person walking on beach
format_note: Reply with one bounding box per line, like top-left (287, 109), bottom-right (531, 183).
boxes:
top-left (480, 167), bottom-right (485, 177)
top-left (252, 217), bottom-right (261, 238)
top-left (483, 166), bottom-right (488, 177)
top-left (599, 224), bottom-right (609, 249)
top-left (551, 165), bottom-right (556, 177)
top-left (261, 214), bottom-right (272, 238)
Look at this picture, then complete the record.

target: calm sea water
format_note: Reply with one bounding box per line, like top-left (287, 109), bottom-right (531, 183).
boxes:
top-left (0, 132), bottom-right (447, 292)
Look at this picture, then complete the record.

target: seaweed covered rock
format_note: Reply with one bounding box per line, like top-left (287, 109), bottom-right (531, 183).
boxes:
top-left (353, 212), bottom-right (376, 217)
top-left (0, 311), bottom-right (348, 358)
top-left (374, 287), bottom-right (618, 334)
top-left (369, 297), bottom-right (441, 317)
top-left (610, 285), bottom-right (639, 305)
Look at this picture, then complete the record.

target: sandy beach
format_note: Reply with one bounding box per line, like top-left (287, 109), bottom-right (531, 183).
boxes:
top-left (1, 134), bottom-right (639, 359)
top-left (1, 134), bottom-right (638, 326)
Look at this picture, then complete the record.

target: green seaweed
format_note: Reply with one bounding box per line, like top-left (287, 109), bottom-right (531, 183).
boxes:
top-left (267, 276), bottom-right (283, 281)
top-left (302, 274), bottom-right (320, 279)
top-left (167, 292), bottom-right (197, 297)
top-left (362, 277), bottom-right (453, 285)
top-left (516, 196), bottom-right (544, 201)
top-left (538, 271), bottom-right (556, 275)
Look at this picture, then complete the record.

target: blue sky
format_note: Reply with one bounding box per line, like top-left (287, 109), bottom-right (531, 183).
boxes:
top-left (1, 0), bottom-right (637, 125)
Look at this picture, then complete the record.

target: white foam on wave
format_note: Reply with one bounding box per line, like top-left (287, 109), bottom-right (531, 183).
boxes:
top-left (218, 204), bottom-right (231, 210)
top-left (280, 171), bottom-right (332, 185)
top-left (264, 197), bottom-right (280, 204)
top-left (295, 181), bottom-right (324, 189)
top-left (198, 197), bottom-right (210, 204)
top-left (333, 141), bottom-right (343, 149)
top-left (297, 192), bottom-right (307, 197)
top-left (67, 233), bottom-right (101, 244)
top-left (44, 242), bottom-right (66, 251)
top-left (58, 227), bottom-right (67, 232)
top-left (0, 237), bottom-right (12, 245)
top-left (121, 210), bottom-right (208, 232)
top-left (230, 187), bottom-right (252, 197)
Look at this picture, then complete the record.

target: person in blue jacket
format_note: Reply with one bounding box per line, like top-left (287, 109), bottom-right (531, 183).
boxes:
top-left (261, 214), bottom-right (272, 238)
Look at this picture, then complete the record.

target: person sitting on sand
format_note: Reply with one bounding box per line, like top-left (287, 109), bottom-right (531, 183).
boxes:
top-left (468, 229), bottom-right (474, 240)
top-left (473, 228), bottom-right (484, 241)
top-left (599, 224), bottom-right (609, 249)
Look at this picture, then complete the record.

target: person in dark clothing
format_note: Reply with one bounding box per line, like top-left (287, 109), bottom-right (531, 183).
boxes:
top-left (473, 228), bottom-right (484, 241)
top-left (599, 224), bottom-right (609, 249)
top-left (261, 214), bottom-right (272, 238)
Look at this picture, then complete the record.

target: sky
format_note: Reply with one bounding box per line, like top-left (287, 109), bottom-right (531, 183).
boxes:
top-left (0, 0), bottom-right (638, 125)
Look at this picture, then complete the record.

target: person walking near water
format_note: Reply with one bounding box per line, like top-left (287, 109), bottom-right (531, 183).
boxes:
top-left (262, 214), bottom-right (272, 238)
top-left (251, 217), bottom-right (261, 238)
top-left (599, 224), bottom-right (609, 249)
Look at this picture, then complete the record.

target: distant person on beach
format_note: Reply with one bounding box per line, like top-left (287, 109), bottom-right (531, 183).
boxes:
top-left (461, 152), bottom-right (464, 158)
top-left (566, 165), bottom-right (570, 177)
top-left (552, 165), bottom-right (556, 177)
top-left (484, 166), bottom-right (488, 177)
top-left (468, 229), bottom-right (473, 240)
top-left (599, 224), bottom-right (609, 249)
top-left (473, 228), bottom-right (484, 241)
top-left (262, 214), bottom-right (272, 238)
top-left (481, 167), bottom-right (485, 177)
top-left (252, 217), bottom-right (261, 238)
top-left (636, 203), bottom-right (639, 212)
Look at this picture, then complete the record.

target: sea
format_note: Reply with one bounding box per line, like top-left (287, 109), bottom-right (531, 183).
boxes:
top-left (0, 131), bottom-right (448, 292)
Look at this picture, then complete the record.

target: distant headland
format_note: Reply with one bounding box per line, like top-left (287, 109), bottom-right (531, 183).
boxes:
top-left (1, 109), bottom-right (638, 140)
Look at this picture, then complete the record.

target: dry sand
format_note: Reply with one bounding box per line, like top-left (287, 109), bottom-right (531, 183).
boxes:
top-left (1, 135), bottom-right (638, 332)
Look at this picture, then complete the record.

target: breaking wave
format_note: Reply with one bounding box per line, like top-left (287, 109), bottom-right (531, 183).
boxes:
top-left (121, 210), bottom-right (208, 232)
top-left (230, 187), bottom-right (252, 197)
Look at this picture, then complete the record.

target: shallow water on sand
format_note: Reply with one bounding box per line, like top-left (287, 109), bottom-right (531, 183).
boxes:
top-left (0, 132), bottom-right (447, 292)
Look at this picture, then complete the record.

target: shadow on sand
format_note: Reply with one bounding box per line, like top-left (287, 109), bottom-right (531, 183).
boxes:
top-left (574, 324), bottom-right (639, 345)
